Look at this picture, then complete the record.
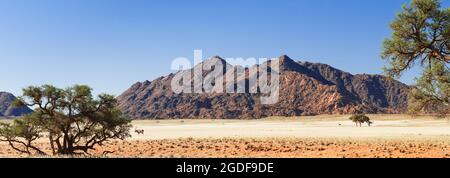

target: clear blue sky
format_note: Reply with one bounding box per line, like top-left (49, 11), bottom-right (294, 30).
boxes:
top-left (1, 0), bottom-right (448, 96)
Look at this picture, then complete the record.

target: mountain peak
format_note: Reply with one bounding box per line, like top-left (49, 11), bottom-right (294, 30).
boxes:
top-left (0, 92), bottom-right (33, 117)
top-left (207, 56), bottom-right (228, 64)
top-left (211, 55), bottom-right (224, 60)
top-left (274, 55), bottom-right (304, 72)
top-left (117, 55), bottom-right (410, 119)
top-left (0, 92), bottom-right (15, 101)
top-left (278, 54), bottom-right (292, 61)
top-left (278, 55), bottom-right (296, 65)
top-left (193, 56), bottom-right (231, 71)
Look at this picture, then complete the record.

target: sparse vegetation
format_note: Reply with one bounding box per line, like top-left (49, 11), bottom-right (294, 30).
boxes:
top-left (0, 85), bottom-right (132, 156)
top-left (3, 137), bottom-right (450, 158)
top-left (1, 115), bottom-right (450, 158)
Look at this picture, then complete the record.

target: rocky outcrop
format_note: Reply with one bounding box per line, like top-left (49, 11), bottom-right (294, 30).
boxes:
top-left (0, 92), bottom-right (33, 117)
top-left (117, 55), bottom-right (410, 119)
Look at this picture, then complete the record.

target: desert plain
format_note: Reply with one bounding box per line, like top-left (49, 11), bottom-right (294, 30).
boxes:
top-left (1, 114), bottom-right (450, 158)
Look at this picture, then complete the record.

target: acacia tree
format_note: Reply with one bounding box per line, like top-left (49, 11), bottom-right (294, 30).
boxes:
top-left (0, 85), bottom-right (131, 155)
top-left (349, 114), bottom-right (372, 127)
top-left (382, 0), bottom-right (449, 116)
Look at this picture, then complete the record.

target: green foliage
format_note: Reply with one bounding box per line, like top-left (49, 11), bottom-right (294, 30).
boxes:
top-left (408, 60), bottom-right (449, 116)
top-left (0, 85), bottom-right (132, 155)
top-left (382, 0), bottom-right (449, 116)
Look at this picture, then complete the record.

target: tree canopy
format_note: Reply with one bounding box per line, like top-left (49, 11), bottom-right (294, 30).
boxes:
top-left (349, 114), bottom-right (372, 127)
top-left (382, 0), bottom-right (449, 116)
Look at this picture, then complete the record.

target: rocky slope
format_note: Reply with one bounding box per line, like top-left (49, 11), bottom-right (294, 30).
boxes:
top-left (0, 92), bottom-right (33, 117)
top-left (117, 55), bottom-right (410, 119)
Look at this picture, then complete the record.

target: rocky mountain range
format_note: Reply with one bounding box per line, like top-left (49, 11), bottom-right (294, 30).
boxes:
top-left (0, 92), bottom-right (33, 117)
top-left (117, 55), bottom-right (410, 119)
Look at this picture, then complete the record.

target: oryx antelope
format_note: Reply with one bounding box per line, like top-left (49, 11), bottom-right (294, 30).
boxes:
top-left (134, 128), bottom-right (145, 135)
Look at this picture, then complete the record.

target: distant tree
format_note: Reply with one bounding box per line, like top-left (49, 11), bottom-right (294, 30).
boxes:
top-left (349, 114), bottom-right (372, 127)
top-left (381, 0), bottom-right (449, 116)
top-left (0, 85), bottom-right (131, 155)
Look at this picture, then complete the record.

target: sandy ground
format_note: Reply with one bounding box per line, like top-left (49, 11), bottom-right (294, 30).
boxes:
top-left (1, 115), bottom-right (450, 158)
top-left (129, 115), bottom-right (450, 140)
